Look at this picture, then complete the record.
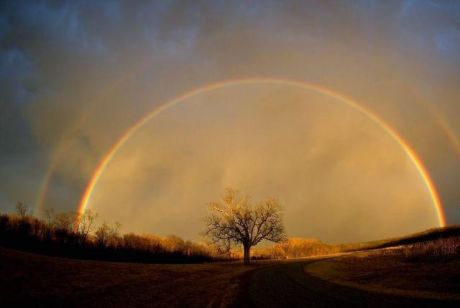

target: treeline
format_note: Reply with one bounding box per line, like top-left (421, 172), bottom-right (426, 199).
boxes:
top-left (0, 203), bottom-right (360, 263)
top-left (250, 238), bottom-right (341, 259)
top-left (272, 238), bottom-right (340, 258)
top-left (263, 238), bottom-right (341, 259)
top-left (0, 203), bottom-right (219, 263)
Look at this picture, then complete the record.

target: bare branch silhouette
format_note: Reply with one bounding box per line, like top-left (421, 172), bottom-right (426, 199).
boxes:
top-left (205, 189), bottom-right (286, 264)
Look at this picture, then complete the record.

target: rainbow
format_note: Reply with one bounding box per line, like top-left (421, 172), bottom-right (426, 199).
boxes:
top-left (387, 75), bottom-right (460, 161)
top-left (434, 111), bottom-right (460, 159)
top-left (34, 151), bottom-right (59, 216)
top-left (35, 137), bottom-right (74, 216)
top-left (34, 60), bottom-right (154, 216)
top-left (76, 78), bottom-right (447, 226)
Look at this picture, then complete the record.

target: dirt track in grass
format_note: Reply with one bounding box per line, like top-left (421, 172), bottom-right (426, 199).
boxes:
top-left (233, 255), bottom-right (460, 307)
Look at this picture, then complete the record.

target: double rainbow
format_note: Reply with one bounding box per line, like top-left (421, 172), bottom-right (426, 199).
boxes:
top-left (74, 78), bottom-right (446, 226)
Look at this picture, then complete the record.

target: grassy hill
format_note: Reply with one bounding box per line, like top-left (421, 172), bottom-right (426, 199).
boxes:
top-left (259, 225), bottom-right (460, 259)
top-left (305, 227), bottom-right (460, 301)
top-left (339, 225), bottom-right (460, 252)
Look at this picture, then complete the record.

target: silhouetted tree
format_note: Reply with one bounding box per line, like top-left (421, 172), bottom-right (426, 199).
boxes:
top-left (76, 210), bottom-right (97, 241)
top-left (43, 207), bottom-right (55, 226)
top-left (95, 222), bottom-right (120, 247)
top-left (53, 212), bottom-right (74, 231)
top-left (205, 189), bottom-right (286, 264)
top-left (15, 202), bottom-right (27, 219)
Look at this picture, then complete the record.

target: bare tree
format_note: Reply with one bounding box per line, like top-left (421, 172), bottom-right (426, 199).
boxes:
top-left (76, 209), bottom-right (98, 240)
top-left (205, 189), bottom-right (286, 264)
top-left (43, 207), bottom-right (55, 226)
top-left (53, 212), bottom-right (74, 231)
top-left (95, 221), bottom-right (121, 247)
top-left (15, 202), bottom-right (27, 219)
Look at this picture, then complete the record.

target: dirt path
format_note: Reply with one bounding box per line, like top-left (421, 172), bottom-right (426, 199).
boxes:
top-left (232, 259), bottom-right (460, 307)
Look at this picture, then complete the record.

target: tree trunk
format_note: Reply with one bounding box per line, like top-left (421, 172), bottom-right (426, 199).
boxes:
top-left (243, 244), bottom-right (251, 265)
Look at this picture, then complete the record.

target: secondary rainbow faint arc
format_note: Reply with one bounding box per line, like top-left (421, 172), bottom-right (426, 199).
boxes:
top-left (77, 78), bottom-right (447, 227)
top-left (34, 58), bottom-right (158, 216)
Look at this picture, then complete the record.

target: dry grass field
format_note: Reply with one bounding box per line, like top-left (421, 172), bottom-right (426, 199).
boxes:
top-left (305, 238), bottom-right (460, 301)
top-left (0, 246), bottom-right (266, 307)
top-left (2, 228), bottom-right (460, 307)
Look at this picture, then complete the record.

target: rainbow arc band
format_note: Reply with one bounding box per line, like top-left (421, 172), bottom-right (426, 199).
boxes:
top-left (76, 78), bottom-right (446, 227)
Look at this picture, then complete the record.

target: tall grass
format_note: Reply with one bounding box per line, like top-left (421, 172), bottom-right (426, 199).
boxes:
top-left (380, 237), bottom-right (460, 262)
top-left (402, 237), bottom-right (460, 262)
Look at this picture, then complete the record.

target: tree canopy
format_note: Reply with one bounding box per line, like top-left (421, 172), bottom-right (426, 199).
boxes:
top-left (205, 189), bottom-right (286, 264)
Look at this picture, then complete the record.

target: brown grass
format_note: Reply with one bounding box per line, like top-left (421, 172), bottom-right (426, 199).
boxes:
top-left (0, 246), bottom-right (269, 307)
top-left (305, 243), bottom-right (460, 301)
top-left (390, 237), bottom-right (460, 262)
top-left (338, 225), bottom-right (460, 252)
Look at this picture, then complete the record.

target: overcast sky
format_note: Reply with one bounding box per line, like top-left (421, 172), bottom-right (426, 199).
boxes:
top-left (1, 0), bottom-right (459, 243)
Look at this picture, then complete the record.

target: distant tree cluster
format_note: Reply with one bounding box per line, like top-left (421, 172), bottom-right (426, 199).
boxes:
top-left (269, 238), bottom-right (340, 259)
top-left (0, 202), bottom-right (215, 263)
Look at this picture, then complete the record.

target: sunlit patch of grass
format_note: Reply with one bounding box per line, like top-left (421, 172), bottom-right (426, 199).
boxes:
top-left (306, 239), bottom-right (460, 299)
top-left (380, 236), bottom-right (460, 262)
top-left (402, 237), bottom-right (460, 262)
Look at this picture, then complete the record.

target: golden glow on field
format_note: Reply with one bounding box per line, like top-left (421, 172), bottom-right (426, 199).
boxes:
top-left (76, 78), bottom-right (446, 230)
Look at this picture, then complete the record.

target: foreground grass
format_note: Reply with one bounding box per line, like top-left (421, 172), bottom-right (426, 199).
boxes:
top-left (3, 227), bottom-right (459, 306)
top-left (305, 245), bottom-right (460, 301)
top-left (0, 246), bottom-right (267, 307)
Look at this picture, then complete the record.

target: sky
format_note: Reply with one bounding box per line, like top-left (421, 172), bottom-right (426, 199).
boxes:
top-left (1, 0), bottom-right (460, 243)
